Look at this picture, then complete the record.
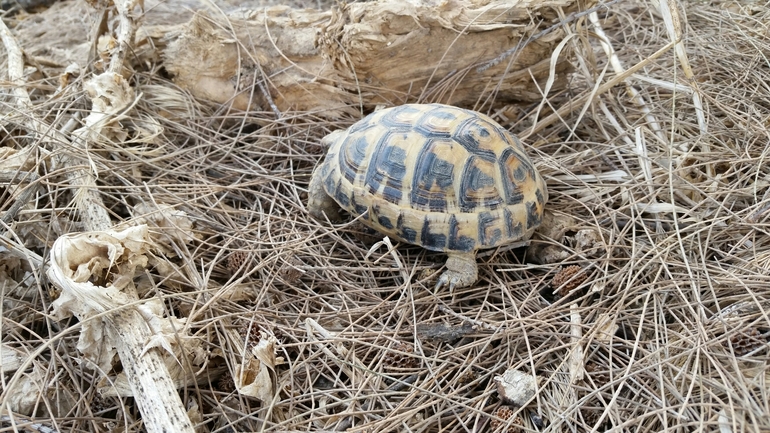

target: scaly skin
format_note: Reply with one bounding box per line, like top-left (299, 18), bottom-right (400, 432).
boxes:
top-left (436, 252), bottom-right (478, 291)
top-left (308, 164), bottom-right (342, 222)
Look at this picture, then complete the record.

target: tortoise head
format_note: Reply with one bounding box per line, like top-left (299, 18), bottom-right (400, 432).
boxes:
top-left (320, 129), bottom-right (346, 150)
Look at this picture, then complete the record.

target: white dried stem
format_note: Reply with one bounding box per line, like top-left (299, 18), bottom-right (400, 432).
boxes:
top-left (630, 74), bottom-right (693, 94)
top-left (106, 308), bottom-right (195, 433)
top-left (588, 11), bottom-right (667, 145)
top-left (524, 40), bottom-right (677, 140)
top-left (110, 0), bottom-right (141, 75)
top-left (365, 236), bottom-right (411, 287)
top-left (65, 71), bottom-right (137, 231)
top-left (304, 318), bottom-right (361, 390)
top-left (46, 226), bottom-right (195, 433)
top-left (655, 0), bottom-right (707, 126)
top-left (59, 0), bottom-right (141, 231)
top-left (656, 0), bottom-right (711, 172)
top-left (0, 21), bottom-right (74, 187)
top-left (634, 128), bottom-right (665, 232)
top-left (0, 19), bottom-right (31, 108)
top-left (569, 304), bottom-right (585, 384)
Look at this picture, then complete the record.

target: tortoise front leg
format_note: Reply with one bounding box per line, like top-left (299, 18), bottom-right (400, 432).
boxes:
top-left (435, 252), bottom-right (478, 291)
top-left (308, 165), bottom-right (342, 222)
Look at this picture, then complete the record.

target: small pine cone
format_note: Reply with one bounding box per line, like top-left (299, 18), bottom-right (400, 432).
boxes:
top-left (490, 406), bottom-right (522, 433)
top-left (280, 254), bottom-right (303, 283)
top-left (585, 362), bottom-right (610, 387)
top-left (457, 369), bottom-right (478, 384)
top-left (580, 404), bottom-right (602, 427)
top-left (552, 265), bottom-right (587, 297)
top-left (418, 267), bottom-right (440, 284)
top-left (384, 342), bottom-right (419, 369)
top-left (730, 328), bottom-right (765, 356)
top-left (239, 322), bottom-right (268, 349)
top-left (227, 250), bottom-right (250, 274)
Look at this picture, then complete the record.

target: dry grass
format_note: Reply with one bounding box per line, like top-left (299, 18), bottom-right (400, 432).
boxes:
top-left (1, 0), bottom-right (770, 432)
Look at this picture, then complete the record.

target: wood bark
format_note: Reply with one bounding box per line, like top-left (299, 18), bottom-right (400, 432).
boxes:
top-left (157, 0), bottom-right (590, 117)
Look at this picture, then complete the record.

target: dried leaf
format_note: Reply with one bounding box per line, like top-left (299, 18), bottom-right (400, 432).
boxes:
top-left (235, 334), bottom-right (279, 402)
top-left (0, 344), bottom-right (26, 373)
top-left (494, 368), bottom-right (537, 407)
top-left (4, 364), bottom-right (51, 415)
top-left (48, 226), bottom-right (153, 372)
top-left (593, 313), bottom-right (619, 343)
top-left (124, 202), bottom-right (198, 253)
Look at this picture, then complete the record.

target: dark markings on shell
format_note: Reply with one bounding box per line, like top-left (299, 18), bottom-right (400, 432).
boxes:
top-left (402, 227), bottom-right (418, 243)
top-left (370, 202), bottom-right (379, 220)
top-left (364, 134), bottom-right (407, 204)
top-left (333, 178), bottom-right (350, 208)
top-left (504, 131), bottom-right (526, 152)
top-left (339, 135), bottom-right (370, 183)
top-left (452, 117), bottom-right (498, 161)
top-left (448, 215), bottom-right (476, 252)
top-left (513, 147), bottom-right (537, 183)
top-left (350, 193), bottom-right (368, 216)
top-left (323, 166), bottom-right (338, 197)
top-left (323, 149), bottom-right (337, 166)
top-left (478, 211), bottom-right (502, 246)
top-left (411, 143), bottom-right (455, 211)
top-left (499, 147), bottom-right (528, 206)
top-left (381, 105), bottom-right (424, 129)
top-left (378, 215), bottom-right (394, 230)
top-left (319, 157), bottom-right (331, 179)
top-left (459, 156), bottom-right (501, 212)
top-left (397, 213), bottom-right (418, 243)
top-left (526, 201), bottom-right (542, 230)
top-left (421, 217), bottom-right (448, 250)
top-left (504, 207), bottom-right (522, 239)
top-left (536, 188), bottom-right (546, 206)
top-left (414, 107), bottom-right (456, 138)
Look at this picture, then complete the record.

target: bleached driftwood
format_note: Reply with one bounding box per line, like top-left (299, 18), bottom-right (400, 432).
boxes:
top-left (158, 0), bottom-right (587, 116)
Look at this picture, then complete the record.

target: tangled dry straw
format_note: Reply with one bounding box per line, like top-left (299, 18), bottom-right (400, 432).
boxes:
top-left (1, 0), bottom-right (769, 432)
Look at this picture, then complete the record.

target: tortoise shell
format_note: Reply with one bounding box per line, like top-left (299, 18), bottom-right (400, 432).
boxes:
top-left (314, 103), bottom-right (547, 253)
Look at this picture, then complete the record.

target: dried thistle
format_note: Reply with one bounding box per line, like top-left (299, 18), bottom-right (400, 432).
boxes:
top-left (217, 372), bottom-right (235, 393)
top-left (552, 265), bottom-right (587, 297)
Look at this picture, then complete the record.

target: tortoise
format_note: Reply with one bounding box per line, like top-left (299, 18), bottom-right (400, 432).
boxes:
top-left (308, 103), bottom-right (548, 290)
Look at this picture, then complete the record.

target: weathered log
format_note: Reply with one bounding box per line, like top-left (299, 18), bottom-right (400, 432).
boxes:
top-left (160, 0), bottom-right (588, 117)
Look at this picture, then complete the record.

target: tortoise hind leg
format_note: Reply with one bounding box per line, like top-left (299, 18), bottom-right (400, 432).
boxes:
top-left (308, 165), bottom-right (343, 222)
top-left (435, 252), bottom-right (478, 291)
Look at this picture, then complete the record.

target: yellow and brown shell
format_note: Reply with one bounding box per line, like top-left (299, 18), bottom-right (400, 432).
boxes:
top-left (314, 103), bottom-right (547, 253)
